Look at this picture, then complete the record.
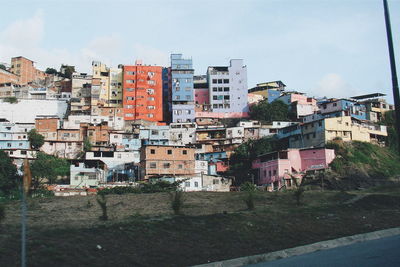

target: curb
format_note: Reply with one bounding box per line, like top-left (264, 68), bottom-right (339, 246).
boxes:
top-left (192, 227), bottom-right (400, 267)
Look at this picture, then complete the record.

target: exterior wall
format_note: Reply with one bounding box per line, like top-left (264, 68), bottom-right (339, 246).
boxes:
top-left (252, 148), bottom-right (335, 190)
top-left (63, 115), bottom-right (91, 129)
top-left (41, 141), bottom-right (82, 159)
top-left (0, 121), bottom-right (34, 149)
top-left (86, 151), bottom-right (140, 166)
top-left (248, 93), bottom-right (264, 105)
top-left (122, 64), bottom-right (163, 122)
top-left (108, 67), bottom-right (123, 107)
top-left (169, 122), bottom-right (196, 146)
top-left (140, 145), bottom-right (195, 179)
top-left (0, 68), bottom-right (20, 84)
top-left (92, 61), bottom-right (110, 107)
top-left (70, 162), bottom-right (106, 187)
top-left (0, 99), bottom-right (68, 123)
top-left (195, 88), bottom-right (209, 105)
top-left (208, 59), bottom-right (248, 114)
top-left (71, 73), bottom-right (92, 114)
top-left (171, 54), bottom-right (195, 122)
top-left (10, 56), bottom-right (46, 85)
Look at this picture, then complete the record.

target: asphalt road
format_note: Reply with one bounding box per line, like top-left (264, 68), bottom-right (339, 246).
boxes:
top-left (248, 234), bottom-right (400, 267)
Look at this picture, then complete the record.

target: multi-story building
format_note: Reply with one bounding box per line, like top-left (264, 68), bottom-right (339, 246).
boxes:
top-left (10, 56), bottom-right (46, 85)
top-left (92, 61), bottom-right (111, 107)
top-left (122, 61), bottom-right (163, 123)
top-left (170, 54), bottom-right (195, 123)
top-left (140, 145), bottom-right (195, 180)
top-left (275, 92), bottom-right (318, 118)
top-left (71, 73), bottom-right (92, 115)
top-left (248, 81), bottom-right (286, 102)
top-left (194, 75), bottom-right (210, 112)
top-left (277, 116), bottom-right (387, 148)
top-left (108, 67), bottom-right (123, 108)
top-left (0, 68), bottom-right (20, 85)
top-left (206, 59), bottom-right (248, 117)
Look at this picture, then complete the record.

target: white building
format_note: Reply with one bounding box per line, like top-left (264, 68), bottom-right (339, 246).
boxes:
top-left (207, 59), bottom-right (248, 114)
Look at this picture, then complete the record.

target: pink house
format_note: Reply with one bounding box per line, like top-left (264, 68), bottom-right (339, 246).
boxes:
top-left (252, 148), bottom-right (335, 191)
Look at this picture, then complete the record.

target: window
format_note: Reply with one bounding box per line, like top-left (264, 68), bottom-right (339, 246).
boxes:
top-left (268, 170), bottom-right (271, 177)
top-left (21, 151), bottom-right (27, 155)
top-left (151, 130), bottom-right (159, 135)
top-left (194, 182), bottom-right (199, 187)
top-left (218, 79), bottom-right (222, 83)
top-left (178, 164), bottom-right (183, 169)
top-left (182, 150), bottom-right (187, 155)
top-left (212, 79), bottom-right (217, 83)
top-left (212, 87), bottom-right (217, 92)
top-left (223, 79), bottom-right (229, 83)
top-left (150, 149), bottom-right (155, 154)
top-left (148, 114), bottom-right (154, 118)
top-left (273, 170), bottom-right (277, 176)
top-left (148, 80), bottom-right (155, 85)
top-left (186, 95), bottom-right (191, 100)
top-left (148, 97), bottom-right (155, 101)
top-left (126, 71), bottom-right (135, 75)
top-left (185, 182), bottom-right (190, 187)
top-left (167, 150), bottom-right (172, 154)
top-left (223, 87), bottom-right (229, 91)
top-left (163, 163), bottom-right (170, 168)
top-left (213, 96), bottom-right (218, 100)
top-left (213, 179), bottom-right (219, 184)
top-left (333, 103), bottom-right (337, 107)
top-left (176, 87), bottom-right (180, 91)
top-left (150, 162), bottom-right (157, 168)
top-left (126, 80), bottom-right (135, 84)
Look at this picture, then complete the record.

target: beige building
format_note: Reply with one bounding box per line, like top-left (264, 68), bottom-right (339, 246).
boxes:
top-left (283, 116), bottom-right (387, 148)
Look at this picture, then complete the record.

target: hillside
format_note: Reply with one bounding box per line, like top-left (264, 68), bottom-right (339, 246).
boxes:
top-left (308, 141), bottom-right (400, 190)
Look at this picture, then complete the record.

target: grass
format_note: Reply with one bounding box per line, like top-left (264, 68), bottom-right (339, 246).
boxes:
top-left (0, 187), bottom-right (399, 266)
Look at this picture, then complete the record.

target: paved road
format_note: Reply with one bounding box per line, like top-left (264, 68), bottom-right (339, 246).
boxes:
top-left (248, 234), bottom-right (400, 267)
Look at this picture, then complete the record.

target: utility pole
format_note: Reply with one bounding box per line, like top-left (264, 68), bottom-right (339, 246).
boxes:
top-left (383, 0), bottom-right (400, 154)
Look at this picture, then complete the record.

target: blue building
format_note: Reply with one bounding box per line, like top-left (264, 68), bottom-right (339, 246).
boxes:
top-left (170, 54), bottom-right (195, 123)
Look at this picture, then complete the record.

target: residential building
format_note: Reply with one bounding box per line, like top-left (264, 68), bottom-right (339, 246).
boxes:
top-left (252, 148), bottom-right (335, 190)
top-left (170, 54), bottom-right (195, 123)
top-left (10, 56), bottom-right (46, 85)
top-left (140, 145), bottom-right (195, 180)
top-left (248, 81), bottom-right (286, 102)
top-left (122, 61), bottom-right (163, 122)
top-left (70, 161), bottom-right (107, 188)
top-left (278, 116), bottom-right (387, 148)
top-left (71, 73), bottom-right (92, 115)
top-left (0, 68), bottom-right (20, 85)
top-left (275, 92), bottom-right (318, 118)
top-left (207, 59), bottom-right (248, 117)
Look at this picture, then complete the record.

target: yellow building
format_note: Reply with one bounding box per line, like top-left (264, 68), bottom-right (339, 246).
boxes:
top-left (92, 61), bottom-right (110, 107)
top-left (287, 116), bottom-right (387, 148)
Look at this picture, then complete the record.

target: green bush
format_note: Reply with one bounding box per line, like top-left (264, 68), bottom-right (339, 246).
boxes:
top-left (170, 190), bottom-right (185, 215)
top-left (3, 97), bottom-right (17, 104)
top-left (0, 203), bottom-right (5, 223)
top-left (240, 182), bottom-right (257, 210)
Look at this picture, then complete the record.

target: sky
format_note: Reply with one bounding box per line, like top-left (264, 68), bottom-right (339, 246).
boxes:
top-left (1, 0), bottom-right (400, 102)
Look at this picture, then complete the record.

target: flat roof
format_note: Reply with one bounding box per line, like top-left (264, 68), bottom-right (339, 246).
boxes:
top-left (350, 93), bottom-right (386, 100)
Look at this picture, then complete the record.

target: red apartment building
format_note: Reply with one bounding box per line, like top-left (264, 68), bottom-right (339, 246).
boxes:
top-left (122, 61), bottom-right (163, 123)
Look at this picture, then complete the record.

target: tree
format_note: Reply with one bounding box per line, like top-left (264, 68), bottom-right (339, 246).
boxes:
top-left (28, 129), bottom-right (44, 150)
top-left (83, 137), bottom-right (92, 152)
top-left (30, 152), bottom-right (69, 186)
top-left (249, 100), bottom-right (290, 122)
top-left (45, 67), bottom-right (58, 75)
top-left (381, 110), bottom-right (398, 151)
top-left (0, 64), bottom-right (6, 70)
top-left (0, 151), bottom-right (19, 195)
top-left (60, 65), bottom-right (75, 79)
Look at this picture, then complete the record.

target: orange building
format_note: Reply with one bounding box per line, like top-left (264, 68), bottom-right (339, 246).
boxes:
top-left (10, 56), bottom-right (46, 85)
top-left (0, 68), bottom-right (20, 85)
top-left (122, 61), bottom-right (163, 123)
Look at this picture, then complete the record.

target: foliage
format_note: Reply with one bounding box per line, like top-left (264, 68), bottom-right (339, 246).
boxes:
top-left (0, 64), bottom-right (6, 70)
top-left (0, 203), bottom-right (4, 223)
top-left (60, 65), bottom-right (75, 79)
top-left (240, 182), bottom-right (257, 210)
top-left (45, 68), bottom-right (58, 75)
top-left (0, 151), bottom-right (19, 195)
top-left (28, 129), bottom-right (45, 150)
top-left (83, 137), bottom-right (92, 152)
top-left (96, 194), bottom-right (108, 221)
top-left (30, 152), bottom-right (70, 186)
top-left (249, 100), bottom-right (290, 122)
top-left (292, 177), bottom-right (305, 206)
top-left (381, 110), bottom-right (398, 152)
top-left (3, 97), bottom-right (18, 104)
top-left (98, 180), bottom-right (181, 195)
top-left (170, 190), bottom-right (185, 215)
top-left (229, 137), bottom-right (286, 185)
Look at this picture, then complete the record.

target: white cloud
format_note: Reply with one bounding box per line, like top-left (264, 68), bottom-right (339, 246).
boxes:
top-left (311, 73), bottom-right (360, 98)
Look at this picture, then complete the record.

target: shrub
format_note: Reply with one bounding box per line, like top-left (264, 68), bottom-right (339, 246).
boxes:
top-left (96, 194), bottom-right (108, 221)
top-left (3, 97), bottom-right (17, 104)
top-left (240, 182), bottom-right (257, 210)
top-left (292, 178), bottom-right (305, 206)
top-left (170, 190), bottom-right (185, 215)
top-left (0, 203), bottom-right (5, 223)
